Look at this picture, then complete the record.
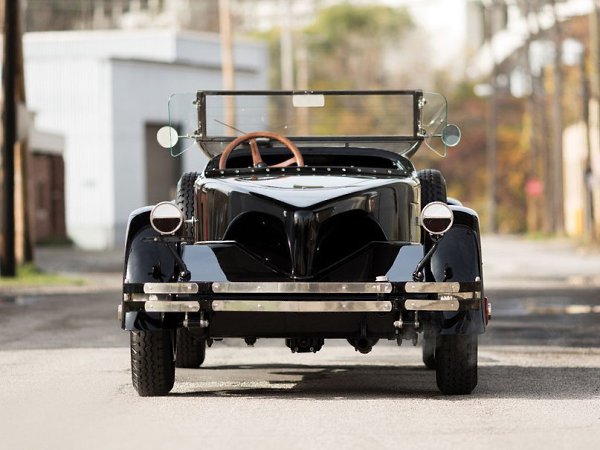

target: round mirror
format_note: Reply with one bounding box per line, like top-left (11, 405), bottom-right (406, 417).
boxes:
top-left (420, 201), bottom-right (454, 235)
top-left (150, 201), bottom-right (183, 235)
top-left (156, 126), bottom-right (179, 149)
top-left (441, 124), bottom-right (461, 147)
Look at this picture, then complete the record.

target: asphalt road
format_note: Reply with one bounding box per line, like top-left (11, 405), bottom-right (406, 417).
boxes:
top-left (1, 236), bottom-right (599, 449)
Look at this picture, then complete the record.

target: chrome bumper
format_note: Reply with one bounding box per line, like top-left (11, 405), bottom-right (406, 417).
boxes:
top-left (122, 281), bottom-right (481, 313)
top-left (211, 299), bottom-right (393, 313)
top-left (145, 281), bottom-right (393, 295)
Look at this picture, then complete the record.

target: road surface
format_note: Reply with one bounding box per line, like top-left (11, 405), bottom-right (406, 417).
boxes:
top-left (0, 236), bottom-right (599, 449)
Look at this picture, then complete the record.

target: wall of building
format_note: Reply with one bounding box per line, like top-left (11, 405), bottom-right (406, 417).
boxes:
top-left (31, 152), bottom-right (66, 243)
top-left (25, 53), bottom-right (115, 249)
top-left (24, 30), bottom-right (268, 249)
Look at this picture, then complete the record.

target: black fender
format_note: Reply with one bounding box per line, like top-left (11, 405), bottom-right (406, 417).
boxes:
top-left (122, 207), bottom-right (179, 331)
top-left (123, 206), bottom-right (178, 283)
top-left (429, 206), bottom-right (486, 335)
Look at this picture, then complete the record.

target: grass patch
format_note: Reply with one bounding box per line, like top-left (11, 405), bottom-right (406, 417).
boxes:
top-left (0, 264), bottom-right (86, 287)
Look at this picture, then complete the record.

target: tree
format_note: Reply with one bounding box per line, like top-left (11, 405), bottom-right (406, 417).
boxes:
top-left (303, 3), bottom-right (414, 90)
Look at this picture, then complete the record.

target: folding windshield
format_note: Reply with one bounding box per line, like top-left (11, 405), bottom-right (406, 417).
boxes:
top-left (165, 90), bottom-right (451, 158)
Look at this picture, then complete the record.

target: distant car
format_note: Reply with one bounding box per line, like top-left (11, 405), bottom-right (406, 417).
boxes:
top-left (119, 90), bottom-right (489, 396)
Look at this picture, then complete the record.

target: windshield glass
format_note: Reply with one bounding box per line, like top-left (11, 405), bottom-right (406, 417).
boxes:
top-left (165, 90), bottom-right (450, 158)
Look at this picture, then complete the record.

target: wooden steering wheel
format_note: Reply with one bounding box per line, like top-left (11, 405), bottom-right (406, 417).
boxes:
top-left (218, 131), bottom-right (304, 170)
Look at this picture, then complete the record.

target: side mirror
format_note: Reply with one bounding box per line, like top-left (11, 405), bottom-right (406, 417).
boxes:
top-left (441, 124), bottom-right (461, 147)
top-left (156, 126), bottom-right (179, 149)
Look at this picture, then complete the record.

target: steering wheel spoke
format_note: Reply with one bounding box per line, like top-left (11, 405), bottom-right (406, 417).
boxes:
top-left (219, 131), bottom-right (304, 170)
top-left (271, 157), bottom-right (299, 168)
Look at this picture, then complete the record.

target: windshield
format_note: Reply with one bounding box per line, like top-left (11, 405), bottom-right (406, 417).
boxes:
top-left (165, 90), bottom-right (451, 158)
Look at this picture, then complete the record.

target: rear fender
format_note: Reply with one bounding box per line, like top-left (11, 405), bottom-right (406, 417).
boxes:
top-left (430, 206), bottom-right (486, 335)
top-left (122, 207), bottom-right (178, 331)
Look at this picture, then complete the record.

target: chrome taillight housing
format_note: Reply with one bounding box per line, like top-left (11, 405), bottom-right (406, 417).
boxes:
top-left (420, 201), bottom-right (453, 236)
top-left (150, 201), bottom-right (183, 235)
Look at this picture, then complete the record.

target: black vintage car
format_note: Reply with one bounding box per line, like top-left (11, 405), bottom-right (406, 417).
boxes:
top-left (119, 90), bottom-right (489, 396)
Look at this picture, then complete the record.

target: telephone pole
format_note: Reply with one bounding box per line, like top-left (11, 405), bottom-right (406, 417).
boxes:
top-left (219, 0), bottom-right (236, 131)
top-left (590, 1), bottom-right (600, 241)
top-left (550, 0), bottom-right (565, 235)
top-left (1, 0), bottom-right (18, 276)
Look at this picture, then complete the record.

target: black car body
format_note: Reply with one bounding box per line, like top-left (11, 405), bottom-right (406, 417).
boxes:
top-left (119, 90), bottom-right (489, 396)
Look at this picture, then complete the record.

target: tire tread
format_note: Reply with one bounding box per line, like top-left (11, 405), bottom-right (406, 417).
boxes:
top-left (176, 172), bottom-right (197, 238)
top-left (175, 328), bottom-right (206, 368)
top-left (435, 334), bottom-right (478, 395)
top-left (130, 330), bottom-right (175, 396)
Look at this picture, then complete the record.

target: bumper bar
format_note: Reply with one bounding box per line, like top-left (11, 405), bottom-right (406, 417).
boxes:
top-left (212, 299), bottom-right (392, 313)
top-left (124, 281), bottom-right (482, 313)
top-left (141, 281), bottom-right (479, 295)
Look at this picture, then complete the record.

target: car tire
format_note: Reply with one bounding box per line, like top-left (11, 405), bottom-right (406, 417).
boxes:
top-left (177, 171), bottom-right (197, 238)
top-left (422, 326), bottom-right (438, 370)
top-left (417, 169), bottom-right (447, 369)
top-left (417, 169), bottom-right (447, 207)
top-left (175, 327), bottom-right (206, 368)
top-left (435, 334), bottom-right (478, 395)
top-left (130, 330), bottom-right (175, 397)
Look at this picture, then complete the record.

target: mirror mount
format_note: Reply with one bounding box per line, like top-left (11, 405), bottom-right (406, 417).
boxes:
top-left (412, 201), bottom-right (455, 282)
top-left (412, 238), bottom-right (443, 282)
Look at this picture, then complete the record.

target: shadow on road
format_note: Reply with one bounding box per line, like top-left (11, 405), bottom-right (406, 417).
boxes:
top-left (170, 364), bottom-right (600, 400)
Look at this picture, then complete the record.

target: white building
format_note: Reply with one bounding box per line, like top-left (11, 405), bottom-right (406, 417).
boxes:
top-left (23, 30), bottom-right (268, 249)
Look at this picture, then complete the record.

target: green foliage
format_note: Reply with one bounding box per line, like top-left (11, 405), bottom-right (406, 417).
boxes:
top-left (304, 3), bottom-right (413, 89)
top-left (414, 84), bottom-right (530, 233)
top-left (252, 4), bottom-right (534, 234)
top-left (305, 3), bottom-right (413, 49)
top-left (0, 264), bottom-right (85, 287)
top-left (251, 28), bottom-right (284, 90)
top-left (254, 3), bottom-right (414, 90)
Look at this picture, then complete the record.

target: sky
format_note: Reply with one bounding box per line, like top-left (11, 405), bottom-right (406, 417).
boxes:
top-left (382, 0), bottom-right (468, 69)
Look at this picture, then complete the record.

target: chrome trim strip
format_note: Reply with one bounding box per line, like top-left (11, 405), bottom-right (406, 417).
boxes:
top-left (405, 282), bottom-right (460, 293)
top-left (438, 292), bottom-right (481, 301)
top-left (124, 293), bottom-right (151, 302)
top-left (405, 299), bottom-right (460, 311)
top-left (144, 283), bottom-right (199, 294)
top-left (193, 240), bottom-right (237, 245)
top-left (212, 300), bottom-right (393, 313)
top-left (144, 301), bottom-right (200, 313)
top-left (211, 282), bottom-right (392, 294)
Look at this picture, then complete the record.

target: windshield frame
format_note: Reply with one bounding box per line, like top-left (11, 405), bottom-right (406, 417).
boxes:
top-left (165, 89), bottom-right (450, 158)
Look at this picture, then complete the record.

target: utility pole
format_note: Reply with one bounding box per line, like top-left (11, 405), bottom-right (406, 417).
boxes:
top-left (522, 17), bottom-right (541, 232)
top-left (486, 66), bottom-right (498, 234)
top-left (484, 1), bottom-right (498, 234)
top-left (590, 1), bottom-right (600, 241)
top-left (13, 0), bottom-right (33, 263)
top-left (1, 0), bottom-right (18, 277)
top-left (219, 0), bottom-right (236, 131)
top-left (550, 0), bottom-right (565, 235)
top-left (280, 0), bottom-right (294, 91)
top-left (592, 2), bottom-right (600, 103)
